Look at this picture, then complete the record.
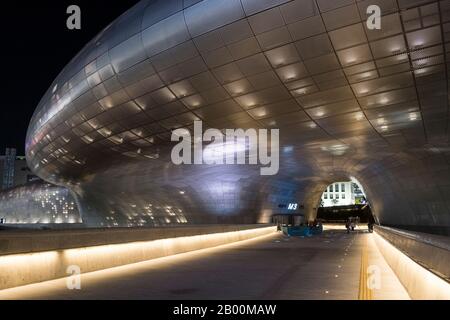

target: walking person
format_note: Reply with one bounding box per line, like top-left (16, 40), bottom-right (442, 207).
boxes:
top-left (368, 221), bottom-right (374, 233)
top-left (345, 220), bottom-right (350, 234)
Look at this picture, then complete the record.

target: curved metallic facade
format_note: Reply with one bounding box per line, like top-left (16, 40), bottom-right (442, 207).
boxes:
top-left (26, 0), bottom-right (450, 232)
top-left (0, 181), bottom-right (80, 224)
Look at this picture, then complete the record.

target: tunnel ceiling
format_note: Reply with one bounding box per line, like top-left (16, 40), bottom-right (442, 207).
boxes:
top-left (24, 0), bottom-right (450, 229)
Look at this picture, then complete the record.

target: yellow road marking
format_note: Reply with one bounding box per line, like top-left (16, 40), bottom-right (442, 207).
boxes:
top-left (358, 237), bottom-right (373, 300)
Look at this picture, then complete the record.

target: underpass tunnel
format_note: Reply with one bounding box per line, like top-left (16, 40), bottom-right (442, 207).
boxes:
top-left (353, 150), bottom-right (450, 235)
top-left (289, 146), bottom-right (450, 237)
top-left (311, 176), bottom-right (375, 227)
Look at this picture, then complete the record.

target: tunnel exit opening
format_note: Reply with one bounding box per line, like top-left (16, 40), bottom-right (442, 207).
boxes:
top-left (316, 179), bottom-right (376, 232)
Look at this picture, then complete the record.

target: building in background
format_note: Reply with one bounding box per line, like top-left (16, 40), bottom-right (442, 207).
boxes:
top-left (0, 148), bottom-right (38, 190)
top-left (352, 183), bottom-right (366, 205)
top-left (321, 182), bottom-right (367, 207)
top-left (1, 148), bottom-right (16, 190)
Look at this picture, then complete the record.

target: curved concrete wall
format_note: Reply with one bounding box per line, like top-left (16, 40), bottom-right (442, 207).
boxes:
top-left (0, 225), bottom-right (275, 290)
top-left (25, 0), bottom-right (450, 232)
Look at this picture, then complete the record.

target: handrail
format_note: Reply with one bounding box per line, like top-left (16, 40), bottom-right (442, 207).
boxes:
top-left (377, 225), bottom-right (450, 251)
top-left (375, 225), bottom-right (450, 281)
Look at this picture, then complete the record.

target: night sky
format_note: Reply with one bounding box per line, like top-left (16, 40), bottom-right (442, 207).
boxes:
top-left (0, 0), bottom-right (140, 155)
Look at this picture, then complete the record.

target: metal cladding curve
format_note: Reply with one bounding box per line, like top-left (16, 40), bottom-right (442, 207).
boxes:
top-left (25, 0), bottom-right (450, 232)
top-left (0, 181), bottom-right (81, 224)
